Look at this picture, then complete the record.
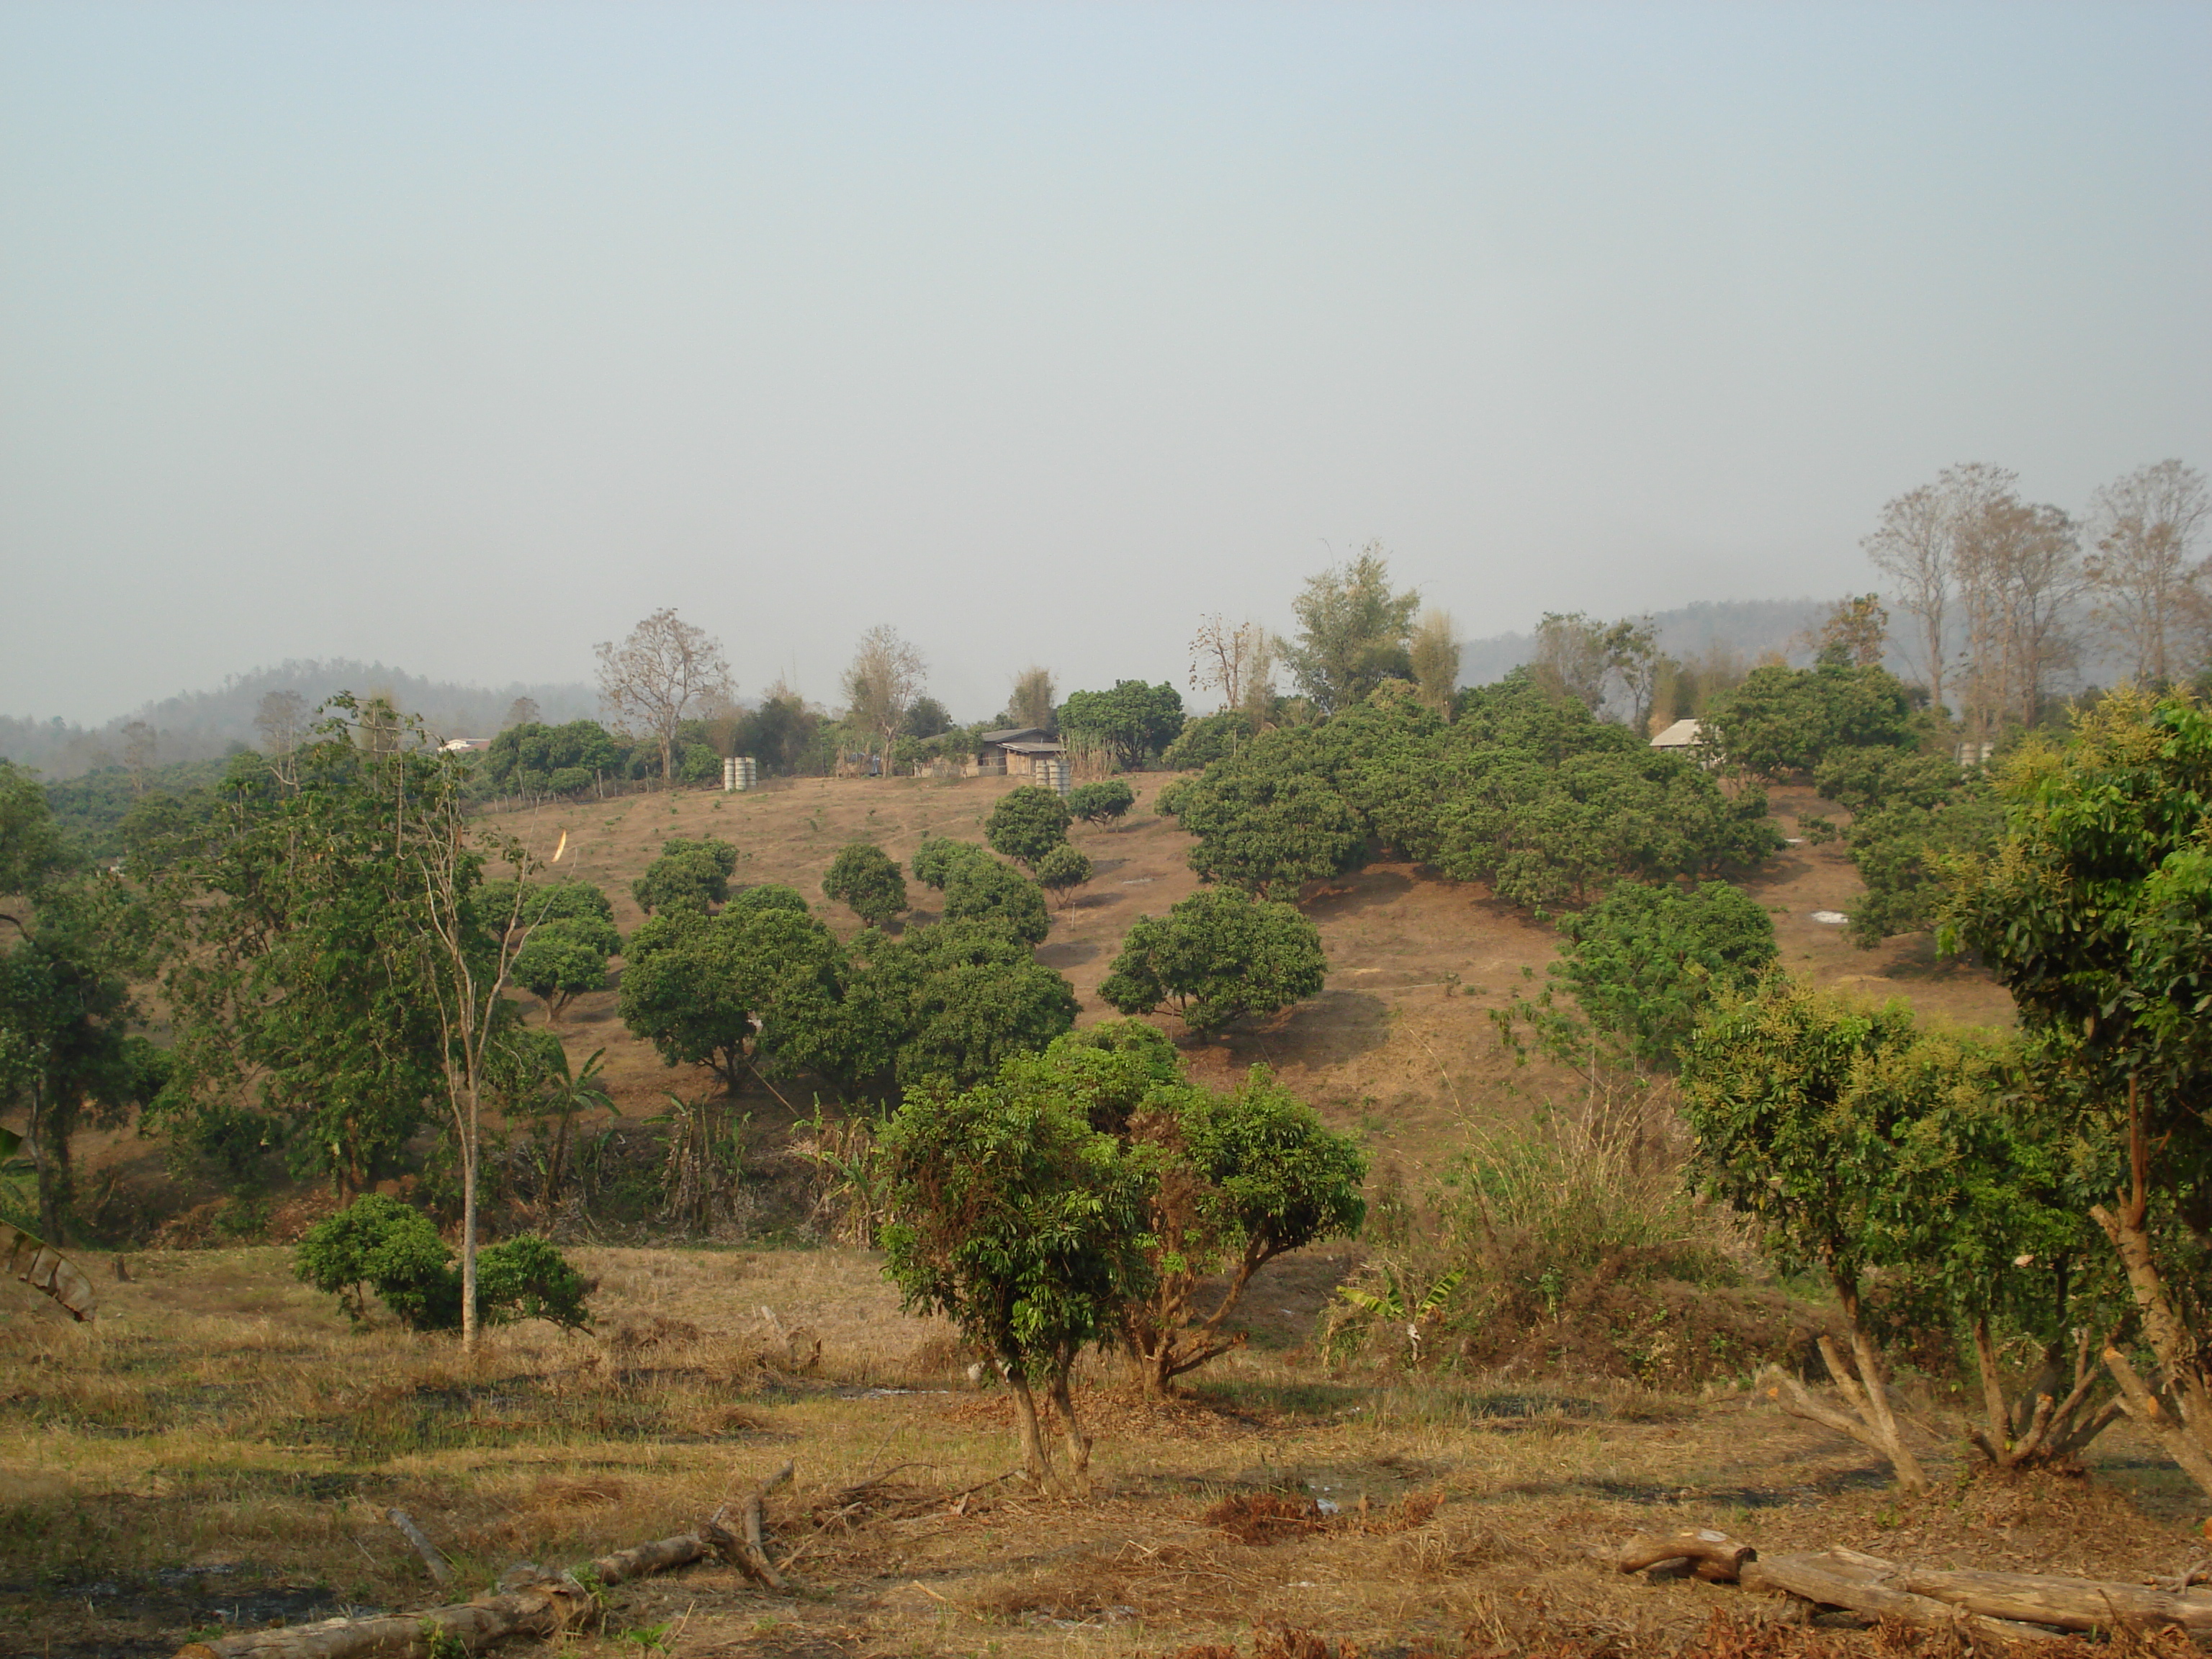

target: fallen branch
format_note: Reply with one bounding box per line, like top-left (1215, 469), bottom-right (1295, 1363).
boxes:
top-left (1616, 1529), bottom-right (1755, 1583)
top-left (1619, 1531), bottom-right (2212, 1642)
top-left (712, 1458), bottom-right (793, 1591)
top-left (174, 1469), bottom-right (793, 1659)
top-left (384, 1509), bottom-right (453, 1587)
top-left (1743, 1552), bottom-right (2060, 1642)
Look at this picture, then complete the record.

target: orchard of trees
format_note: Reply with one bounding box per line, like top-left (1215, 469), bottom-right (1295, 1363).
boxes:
top-left (6, 457), bottom-right (2212, 1502)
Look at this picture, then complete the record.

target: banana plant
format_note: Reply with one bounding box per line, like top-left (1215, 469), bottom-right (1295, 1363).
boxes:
top-left (0, 1126), bottom-right (96, 1321)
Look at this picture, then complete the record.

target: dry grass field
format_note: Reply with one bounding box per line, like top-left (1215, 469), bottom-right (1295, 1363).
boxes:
top-left (14, 768), bottom-right (2162, 1658)
top-left (4, 1246), bottom-right (2204, 1659)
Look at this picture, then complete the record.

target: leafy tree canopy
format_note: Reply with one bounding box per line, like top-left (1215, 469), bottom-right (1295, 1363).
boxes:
top-left (943, 855), bottom-right (1051, 945)
top-left (616, 904), bottom-right (845, 1087)
top-left (986, 786), bottom-right (1072, 867)
top-left (1058, 681), bottom-right (1185, 770)
top-left (512, 917), bottom-right (618, 1020)
top-left (1282, 545), bottom-right (1420, 714)
top-left (1067, 778), bottom-right (1136, 826)
top-left (839, 921), bottom-right (1077, 1091)
top-left (1101, 888), bottom-right (1327, 1038)
top-left (878, 1058), bottom-right (1151, 1489)
top-left (479, 720), bottom-right (623, 793)
top-left (1160, 712), bottom-right (1251, 773)
top-left (1160, 677), bottom-right (1777, 913)
top-left (631, 837), bottom-right (742, 916)
top-left (822, 842), bottom-right (909, 926)
top-left (1035, 844), bottom-right (1093, 907)
top-left (1505, 879), bottom-right (1776, 1072)
top-left (911, 835), bottom-right (994, 891)
top-left (1703, 662), bottom-right (1920, 781)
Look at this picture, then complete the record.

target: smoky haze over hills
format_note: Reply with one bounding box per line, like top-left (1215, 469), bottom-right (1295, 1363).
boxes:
top-left (0, 596), bottom-right (1944, 779)
top-left (0, 660), bottom-right (602, 778)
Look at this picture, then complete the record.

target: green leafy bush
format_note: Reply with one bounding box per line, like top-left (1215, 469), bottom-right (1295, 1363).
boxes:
top-left (512, 916), bottom-right (619, 1020)
top-left (910, 835), bottom-right (992, 891)
top-left (1160, 713), bottom-right (1249, 773)
top-left (294, 1195), bottom-right (595, 1332)
top-left (1499, 879), bottom-right (1776, 1072)
top-left (1066, 778), bottom-right (1136, 826)
top-left (631, 837), bottom-right (741, 915)
top-left (1101, 889), bottom-right (1326, 1036)
top-left (1035, 844), bottom-right (1093, 907)
top-left (822, 842), bottom-right (908, 926)
top-left (985, 786), bottom-right (1072, 868)
top-left (942, 856), bottom-right (1050, 945)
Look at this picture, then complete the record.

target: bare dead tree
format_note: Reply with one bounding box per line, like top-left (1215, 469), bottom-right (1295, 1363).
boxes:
top-left (1955, 493), bottom-right (2082, 736)
top-left (1188, 615), bottom-right (1264, 713)
top-left (503, 696), bottom-right (541, 729)
top-left (1864, 485), bottom-right (1953, 710)
top-left (1863, 463), bottom-right (2018, 721)
top-left (1798, 594), bottom-right (1889, 667)
top-left (2083, 459), bottom-right (2211, 687)
top-left (595, 608), bottom-right (734, 783)
top-left (253, 690), bottom-right (308, 786)
top-left (841, 625), bottom-right (927, 773)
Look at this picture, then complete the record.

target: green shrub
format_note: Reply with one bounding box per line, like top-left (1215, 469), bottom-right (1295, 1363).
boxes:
top-left (943, 856), bottom-right (1051, 944)
top-left (911, 835), bottom-right (992, 891)
top-left (295, 1195), bottom-right (593, 1331)
top-left (631, 838), bottom-right (740, 915)
top-left (822, 843), bottom-right (908, 925)
top-left (985, 786), bottom-right (1072, 868)
top-left (1067, 778), bottom-right (1137, 825)
top-left (1035, 844), bottom-right (1093, 907)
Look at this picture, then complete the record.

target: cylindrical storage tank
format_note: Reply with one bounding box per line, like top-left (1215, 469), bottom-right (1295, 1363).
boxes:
top-left (738, 757), bottom-right (759, 791)
top-left (722, 757), bottom-right (739, 792)
top-left (1037, 756), bottom-right (1070, 796)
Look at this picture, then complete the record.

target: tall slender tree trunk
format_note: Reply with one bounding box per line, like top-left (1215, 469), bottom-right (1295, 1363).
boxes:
top-left (459, 1103), bottom-right (479, 1353)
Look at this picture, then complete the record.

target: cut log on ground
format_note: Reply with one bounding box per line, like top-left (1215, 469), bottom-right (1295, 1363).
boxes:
top-left (713, 1458), bottom-right (794, 1591)
top-left (172, 1470), bottom-right (793, 1659)
top-left (1622, 1530), bottom-right (2212, 1644)
top-left (1743, 1553), bottom-right (2062, 1643)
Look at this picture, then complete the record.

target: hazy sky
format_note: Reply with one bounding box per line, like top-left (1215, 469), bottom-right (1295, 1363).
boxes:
top-left (4, 2), bottom-right (2208, 727)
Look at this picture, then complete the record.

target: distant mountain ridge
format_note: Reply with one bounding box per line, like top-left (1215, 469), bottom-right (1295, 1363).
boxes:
top-left (1, 660), bottom-right (599, 778)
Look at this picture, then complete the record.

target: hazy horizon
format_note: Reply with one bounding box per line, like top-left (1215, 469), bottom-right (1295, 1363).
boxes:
top-left (5, 3), bottom-right (2208, 727)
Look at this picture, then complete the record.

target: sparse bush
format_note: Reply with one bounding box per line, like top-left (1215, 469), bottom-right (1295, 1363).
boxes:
top-left (1323, 1101), bottom-right (1743, 1380)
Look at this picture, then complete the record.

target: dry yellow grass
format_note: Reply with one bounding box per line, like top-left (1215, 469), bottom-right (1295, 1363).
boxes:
top-left (2, 1246), bottom-right (2202, 1658)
